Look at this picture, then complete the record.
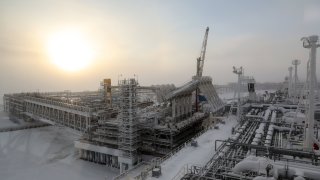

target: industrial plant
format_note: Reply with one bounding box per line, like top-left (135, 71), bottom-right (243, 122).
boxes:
top-left (2, 29), bottom-right (320, 180)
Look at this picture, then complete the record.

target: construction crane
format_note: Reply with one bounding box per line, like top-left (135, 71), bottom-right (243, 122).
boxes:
top-left (195, 27), bottom-right (209, 112)
top-left (196, 27), bottom-right (209, 77)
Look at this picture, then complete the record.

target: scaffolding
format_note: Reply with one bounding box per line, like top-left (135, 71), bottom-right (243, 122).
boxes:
top-left (100, 78), bottom-right (112, 106)
top-left (118, 78), bottom-right (140, 163)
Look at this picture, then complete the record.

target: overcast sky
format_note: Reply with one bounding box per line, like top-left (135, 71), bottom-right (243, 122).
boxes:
top-left (1, 0), bottom-right (320, 95)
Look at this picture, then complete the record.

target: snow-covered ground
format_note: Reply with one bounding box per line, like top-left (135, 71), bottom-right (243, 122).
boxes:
top-left (0, 112), bottom-right (119, 180)
top-left (0, 112), bottom-right (26, 128)
top-left (147, 116), bottom-right (237, 180)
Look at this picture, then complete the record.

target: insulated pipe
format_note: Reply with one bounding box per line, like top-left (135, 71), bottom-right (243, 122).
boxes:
top-left (253, 177), bottom-right (276, 180)
top-left (221, 121), bottom-right (249, 157)
top-left (252, 110), bottom-right (272, 147)
top-left (268, 106), bottom-right (288, 114)
top-left (232, 156), bottom-right (271, 174)
top-left (264, 109), bottom-right (271, 121)
top-left (247, 108), bottom-right (256, 116)
top-left (265, 111), bottom-right (278, 146)
top-left (273, 125), bottom-right (291, 132)
top-left (270, 111), bottom-right (276, 123)
top-left (233, 156), bottom-right (320, 180)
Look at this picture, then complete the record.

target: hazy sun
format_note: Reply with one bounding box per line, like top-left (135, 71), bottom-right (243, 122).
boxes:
top-left (47, 29), bottom-right (94, 71)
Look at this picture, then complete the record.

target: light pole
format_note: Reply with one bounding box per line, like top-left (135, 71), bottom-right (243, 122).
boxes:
top-left (292, 59), bottom-right (301, 103)
top-left (233, 66), bottom-right (243, 121)
top-left (301, 35), bottom-right (320, 151)
top-left (288, 67), bottom-right (293, 99)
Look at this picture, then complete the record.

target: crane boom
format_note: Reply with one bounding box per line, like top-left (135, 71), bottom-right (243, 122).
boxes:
top-left (196, 27), bottom-right (209, 77)
top-left (195, 27), bottom-right (209, 112)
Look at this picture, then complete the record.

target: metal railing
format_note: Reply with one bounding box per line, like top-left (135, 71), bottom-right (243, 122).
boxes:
top-left (25, 96), bottom-right (93, 113)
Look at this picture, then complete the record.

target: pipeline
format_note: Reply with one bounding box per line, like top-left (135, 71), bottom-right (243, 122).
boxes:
top-left (232, 156), bottom-right (320, 180)
top-left (251, 109), bottom-right (272, 147)
top-left (265, 111), bottom-right (281, 147)
top-left (268, 105), bottom-right (288, 114)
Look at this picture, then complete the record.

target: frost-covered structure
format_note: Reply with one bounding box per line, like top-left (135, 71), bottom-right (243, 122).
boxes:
top-left (3, 76), bottom-right (225, 174)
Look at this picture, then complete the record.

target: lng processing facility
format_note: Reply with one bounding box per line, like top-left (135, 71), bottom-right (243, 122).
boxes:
top-left (2, 29), bottom-right (320, 180)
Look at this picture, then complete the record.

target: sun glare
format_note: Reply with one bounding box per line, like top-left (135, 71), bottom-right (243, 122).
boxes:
top-left (47, 29), bottom-right (94, 71)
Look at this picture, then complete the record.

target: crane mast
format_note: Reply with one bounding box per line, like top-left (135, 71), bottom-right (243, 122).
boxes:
top-left (196, 27), bottom-right (209, 77)
top-left (195, 27), bottom-right (209, 112)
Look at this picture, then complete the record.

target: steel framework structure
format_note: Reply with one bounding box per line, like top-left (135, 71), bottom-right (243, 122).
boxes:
top-left (118, 78), bottom-right (140, 160)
